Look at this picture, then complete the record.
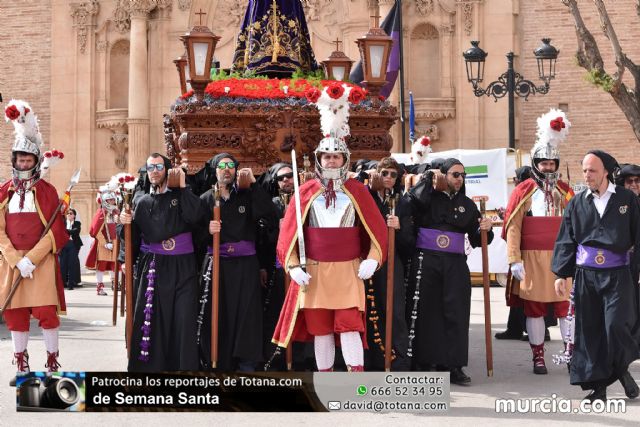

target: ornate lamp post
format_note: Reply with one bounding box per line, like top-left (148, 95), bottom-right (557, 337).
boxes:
top-left (180, 9), bottom-right (221, 104)
top-left (321, 38), bottom-right (354, 81)
top-left (463, 38), bottom-right (559, 149)
top-left (356, 15), bottom-right (393, 99)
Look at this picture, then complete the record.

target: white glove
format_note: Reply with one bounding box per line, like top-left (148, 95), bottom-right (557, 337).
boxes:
top-left (510, 262), bottom-right (526, 281)
top-left (358, 259), bottom-right (378, 280)
top-left (105, 243), bottom-right (114, 251)
top-left (289, 267), bottom-right (311, 286)
top-left (16, 257), bottom-right (35, 279)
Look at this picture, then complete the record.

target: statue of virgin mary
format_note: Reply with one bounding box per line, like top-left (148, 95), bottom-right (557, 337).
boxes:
top-left (232, 0), bottom-right (318, 77)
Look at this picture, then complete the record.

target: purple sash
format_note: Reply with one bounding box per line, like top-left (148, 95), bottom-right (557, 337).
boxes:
top-left (207, 240), bottom-right (256, 258)
top-left (416, 228), bottom-right (465, 254)
top-left (576, 245), bottom-right (629, 269)
top-left (140, 232), bottom-right (194, 255)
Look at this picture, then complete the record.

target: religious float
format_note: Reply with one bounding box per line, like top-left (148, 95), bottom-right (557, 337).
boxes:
top-left (163, 0), bottom-right (399, 174)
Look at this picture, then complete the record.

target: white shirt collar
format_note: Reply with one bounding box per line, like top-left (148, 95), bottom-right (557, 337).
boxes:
top-left (586, 182), bottom-right (616, 198)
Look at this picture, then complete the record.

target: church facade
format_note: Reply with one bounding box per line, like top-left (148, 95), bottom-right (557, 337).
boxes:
top-left (1, 0), bottom-right (640, 226)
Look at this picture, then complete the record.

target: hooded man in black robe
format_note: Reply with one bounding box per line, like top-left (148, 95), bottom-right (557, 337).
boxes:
top-left (197, 153), bottom-right (276, 371)
top-left (403, 158), bottom-right (494, 385)
top-left (552, 150), bottom-right (640, 402)
top-left (119, 153), bottom-right (203, 372)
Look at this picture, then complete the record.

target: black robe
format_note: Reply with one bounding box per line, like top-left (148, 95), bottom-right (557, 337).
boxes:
top-left (552, 187), bottom-right (640, 389)
top-left (125, 187), bottom-right (203, 372)
top-left (403, 175), bottom-right (494, 369)
top-left (364, 188), bottom-right (411, 371)
top-left (197, 183), bottom-right (276, 370)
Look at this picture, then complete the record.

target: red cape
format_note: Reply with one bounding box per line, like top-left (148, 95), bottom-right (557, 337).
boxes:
top-left (0, 179), bottom-right (69, 312)
top-left (501, 178), bottom-right (573, 240)
top-left (85, 209), bottom-right (115, 269)
top-left (272, 178), bottom-right (388, 347)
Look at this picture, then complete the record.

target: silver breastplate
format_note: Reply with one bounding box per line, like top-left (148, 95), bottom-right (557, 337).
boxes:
top-left (308, 191), bottom-right (356, 227)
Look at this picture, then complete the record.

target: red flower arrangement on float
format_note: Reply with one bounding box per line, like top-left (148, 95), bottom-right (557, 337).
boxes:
top-left (187, 78), bottom-right (369, 104)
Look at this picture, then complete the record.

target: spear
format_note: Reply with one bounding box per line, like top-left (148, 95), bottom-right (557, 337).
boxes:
top-left (1, 169), bottom-right (81, 314)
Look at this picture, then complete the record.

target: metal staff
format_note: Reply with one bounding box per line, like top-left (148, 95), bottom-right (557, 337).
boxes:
top-left (280, 191), bottom-right (294, 371)
top-left (210, 185), bottom-right (221, 369)
top-left (474, 196), bottom-right (494, 377)
top-left (290, 149), bottom-right (308, 283)
top-left (384, 193), bottom-right (398, 372)
top-left (123, 188), bottom-right (134, 357)
top-left (1, 169), bottom-right (81, 313)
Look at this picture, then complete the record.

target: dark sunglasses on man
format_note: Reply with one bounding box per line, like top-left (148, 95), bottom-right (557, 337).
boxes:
top-left (448, 171), bottom-right (467, 179)
top-left (276, 172), bottom-right (294, 181)
top-left (380, 170), bottom-right (398, 179)
top-left (217, 161), bottom-right (236, 170)
top-left (146, 163), bottom-right (165, 172)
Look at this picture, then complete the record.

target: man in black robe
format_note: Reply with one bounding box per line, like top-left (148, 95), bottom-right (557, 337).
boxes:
top-left (552, 151), bottom-right (640, 402)
top-left (403, 158), bottom-right (494, 384)
top-left (197, 152), bottom-right (275, 371)
top-left (362, 157), bottom-right (410, 371)
top-left (119, 153), bottom-right (203, 372)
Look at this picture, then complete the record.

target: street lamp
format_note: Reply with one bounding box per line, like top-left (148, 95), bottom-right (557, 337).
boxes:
top-left (463, 38), bottom-right (559, 149)
top-left (180, 9), bottom-right (221, 104)
top-left (356, 15), bottom-right (393, 99)
top-left (321, 38), bottom-right (354, 81)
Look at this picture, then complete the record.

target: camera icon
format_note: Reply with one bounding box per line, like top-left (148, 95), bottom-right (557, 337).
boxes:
top-left (18, 375), bottom-right (81, 411)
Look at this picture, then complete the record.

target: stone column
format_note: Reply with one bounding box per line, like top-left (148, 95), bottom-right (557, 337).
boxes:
top-left (127, 0), bottom-right (156, 173)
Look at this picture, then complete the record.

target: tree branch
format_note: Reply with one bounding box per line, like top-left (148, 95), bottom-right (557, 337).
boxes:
top-left (593, 0), bottom-right (625, 92)
top-left (561, 0), bottom-right (604, 71)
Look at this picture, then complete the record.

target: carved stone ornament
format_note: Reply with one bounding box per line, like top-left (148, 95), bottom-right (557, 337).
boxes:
top-left (70, 0), bottom-right (100, 54)
top-left (128, 0), bottom-right (157, 18)
top-left (215, 0), bottom-right (246, 29)
top-left (416, 0), bottom-right (435, 16)
top-left (177, 0), bottom-right (192, 11)
top-left (96, 40), bottom-right (109, 52)
top-left (463, 3), bottom-right (473, 36)
top-left (412, 24), bottom-right (439, 40)
top-left (113, 0), bottom-right (131, 33)
top-left (302, 0), bottom-right (334, 22)
top-left (108, 133), bottom-right (129, 169)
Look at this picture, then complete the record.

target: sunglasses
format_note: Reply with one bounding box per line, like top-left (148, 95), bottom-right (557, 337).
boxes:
top-left (449, 172), bottom-right (467, 179)
top-left (146, 163), bottom-right (165, 172)
top-left (625, 177), bottom-right (640, 184)
top-left (217, 161), bottom-right (236, 170)
top-left (276, 172), bottom-right (294, 181)
top-left (380, 170), bottom-right (398, 179)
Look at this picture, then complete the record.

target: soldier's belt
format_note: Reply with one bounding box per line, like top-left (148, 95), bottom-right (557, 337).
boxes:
top-left (576, 244), bottom-right (629, 269)
top-left (520, 216), bottom-right (562, 251)
top-left (416, 228), bottom-right (465, 254)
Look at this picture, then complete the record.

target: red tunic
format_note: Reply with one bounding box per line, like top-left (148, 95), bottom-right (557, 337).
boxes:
top-left (272, 178), bottom-right (388, 347)
top-left (0, 179), bottom-right (68, 312)
top-left (85, 208), bottom-right (116, 271)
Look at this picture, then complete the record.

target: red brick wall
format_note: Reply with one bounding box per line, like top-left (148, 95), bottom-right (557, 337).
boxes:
top-left (0, 0), bottom-right (52, 180)
top-left (519, 0), bottom-right (640, 185)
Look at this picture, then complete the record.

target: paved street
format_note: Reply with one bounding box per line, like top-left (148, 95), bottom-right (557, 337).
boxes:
top-left (1, 275), bottom-right (638, 426)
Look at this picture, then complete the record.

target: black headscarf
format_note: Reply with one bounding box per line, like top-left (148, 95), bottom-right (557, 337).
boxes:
top-left (616, 163), bottom-right (640, 186)
top-left (258, 162), bottom-right (292, 197)
top-left (440, 158), bottom-right (464, 174)
top-left (430, 158), bottom-right (447, 171)
top-left (207, 152), bottom-right (239, 187)
top-left (587, 150), bottom-right (619, 183)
